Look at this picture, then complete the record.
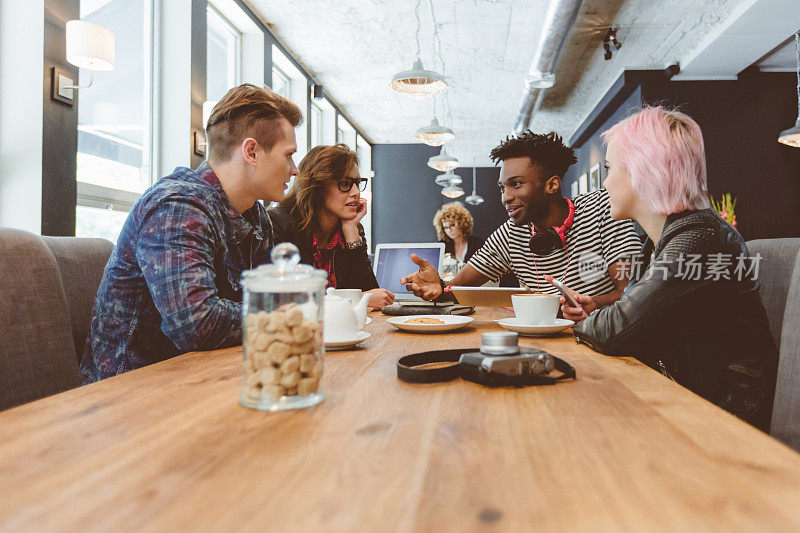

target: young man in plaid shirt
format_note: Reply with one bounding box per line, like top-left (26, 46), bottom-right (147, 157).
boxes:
top-left (81, 84), bottom-right (302, 383)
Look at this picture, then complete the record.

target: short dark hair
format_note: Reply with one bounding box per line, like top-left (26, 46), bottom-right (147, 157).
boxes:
top-left (490, 131), bottom-right (577, 178)
top-left (206, 83), bottom-right (303, 162)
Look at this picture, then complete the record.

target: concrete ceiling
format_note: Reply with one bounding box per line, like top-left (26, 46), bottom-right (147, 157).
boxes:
top-left (245, 0), bottom-right (759, 166)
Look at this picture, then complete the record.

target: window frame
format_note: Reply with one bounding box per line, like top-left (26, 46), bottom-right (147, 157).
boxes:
top-left (310, 102), bottom-right (324, 148)
top-left (271, 65), bottom-right (292, 100)
top-left (73, 0), bottom-right (373, 240)
top-left (206, 2), bottom-right (243, 98)
top-left (76, 0), bottom-right (157, 229)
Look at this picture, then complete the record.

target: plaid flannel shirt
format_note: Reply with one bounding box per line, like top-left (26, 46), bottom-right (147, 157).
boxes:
top-left (80, 162), bottom-right (273, 383)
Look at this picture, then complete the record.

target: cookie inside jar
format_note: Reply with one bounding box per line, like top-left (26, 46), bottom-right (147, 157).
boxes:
top-left (242, 305), bottom-right (323, 402)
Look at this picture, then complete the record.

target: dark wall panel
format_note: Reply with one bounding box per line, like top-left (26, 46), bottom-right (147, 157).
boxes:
top-left (563, 86), bottom-right (641, 196)
top-left (371, 144), bottom-right (508, 250)
top-left (642, 72), bottom-right (800, 240)
top-left (565, 70), bottom-right (800, 240)
top-left (42, 0), bottom-right (79, 236)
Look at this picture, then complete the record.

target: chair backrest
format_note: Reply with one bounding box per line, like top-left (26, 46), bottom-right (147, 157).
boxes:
top-left (747, 238), bottom-right (800, 451)
top-left (770, 246), bottom-right (800, 451)
top-left (0, 228), bottom-right (79, 410)
top-left (43, 236), bottom-right (114, 361)
top-left (746, 238), bottom-right (800, 350)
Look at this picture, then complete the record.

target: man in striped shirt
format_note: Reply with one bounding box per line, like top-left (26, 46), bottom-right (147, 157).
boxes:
top-left (401, 131), bottom-right (641, 309)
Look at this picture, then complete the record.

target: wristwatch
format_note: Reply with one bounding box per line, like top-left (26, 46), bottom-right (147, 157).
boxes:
top-left (433, 279), bottom-right (458, 304)
top-left (344, 236), bottom-right (365, 250)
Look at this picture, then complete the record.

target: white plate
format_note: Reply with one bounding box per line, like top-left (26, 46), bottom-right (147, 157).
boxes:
top-left (494, 318), bottom-right (574, 337)
top-left (386, 315), bottom-right (474, 333)
top-left (324, 331), bottom-right (371, 350)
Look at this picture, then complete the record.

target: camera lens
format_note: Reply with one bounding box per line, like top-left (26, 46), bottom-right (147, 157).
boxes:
top-left (480, 331), bottom-right (521, 356)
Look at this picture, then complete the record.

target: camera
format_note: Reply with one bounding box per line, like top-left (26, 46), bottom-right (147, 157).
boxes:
top-left (396, 331), bottom-right (575, 386)
top-left (458, 332), bottom-right (555, 382)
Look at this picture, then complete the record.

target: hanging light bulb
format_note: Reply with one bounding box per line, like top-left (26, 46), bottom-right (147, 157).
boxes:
top-left (391, 58), bottom-right (447, 97)
top-left (780, 118), bottom-right (800, 147)
top-left (390, 0), bottom-right (447, 98)
top-left (465, 167), bottom-right (484, 205)
top-left (441, 177), bottom-right (464, 198)
top-left (436, 170), bottom-right (461, 186)
top-left (427, 147), bottom-right (459, 171)
top-left (778, 31), bottom-right (800, 147)
top-left (465, 193), bottom-right (484, 205)
top-left (434, 170), bottom-right (455, 187)
top-left (415, 117), bottom-right (455, 146)
top-left (449, 173), bottom-right (462, 186)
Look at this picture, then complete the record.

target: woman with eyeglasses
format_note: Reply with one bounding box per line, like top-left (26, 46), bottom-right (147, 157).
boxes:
top-left (269, 144), bottom-right (395, 309)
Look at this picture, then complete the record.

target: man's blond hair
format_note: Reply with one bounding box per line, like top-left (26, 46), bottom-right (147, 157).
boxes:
top-left (206, 83), bottom-right (302, 162)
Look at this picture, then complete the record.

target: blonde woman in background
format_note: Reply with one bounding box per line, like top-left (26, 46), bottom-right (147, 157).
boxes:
top-left (433, 202), bottom-right (483, 264)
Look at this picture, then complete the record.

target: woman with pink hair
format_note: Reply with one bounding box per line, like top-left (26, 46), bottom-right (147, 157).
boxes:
top-left (559, 107), bottom-right (777, 431)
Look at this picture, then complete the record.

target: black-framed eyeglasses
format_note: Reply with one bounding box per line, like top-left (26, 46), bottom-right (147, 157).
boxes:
top-left (338, 177), bottom-right (368, 193)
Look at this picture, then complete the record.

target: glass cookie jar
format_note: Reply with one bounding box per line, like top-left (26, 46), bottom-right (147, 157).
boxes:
top-left (240, 243), bottom-right (327, 411)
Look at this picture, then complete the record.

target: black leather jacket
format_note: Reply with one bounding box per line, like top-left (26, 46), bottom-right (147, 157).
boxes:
top-left (575, 209), bottom-right (778, 432)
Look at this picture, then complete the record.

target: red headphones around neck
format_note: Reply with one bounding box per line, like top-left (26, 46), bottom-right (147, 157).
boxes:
top-left (528, 198), bottom-right (575, 256)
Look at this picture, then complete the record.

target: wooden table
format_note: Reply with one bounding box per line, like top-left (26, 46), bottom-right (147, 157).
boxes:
top-left (2, 308), bottom-right (800, 532)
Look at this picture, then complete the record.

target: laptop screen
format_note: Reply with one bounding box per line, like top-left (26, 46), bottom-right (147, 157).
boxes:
top-left (374, 246), bottom-right (442, 295)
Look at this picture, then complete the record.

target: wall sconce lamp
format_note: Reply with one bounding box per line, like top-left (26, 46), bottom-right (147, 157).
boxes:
top-left (51, 20), bottom-right (115, 105)
top-left (194, 101), bottom-right (219, 157)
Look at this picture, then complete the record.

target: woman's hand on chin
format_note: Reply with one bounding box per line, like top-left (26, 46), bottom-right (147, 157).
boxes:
top-left (366, 288), bottom-right (394, 309)
top-left (341, 198), bottom-right (369, 241)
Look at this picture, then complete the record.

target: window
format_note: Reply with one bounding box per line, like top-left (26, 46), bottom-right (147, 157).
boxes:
top-left (311, 98), bottom-right (336, 148)
top-left (76, 205), bottom-right (131, 243)
top-left (310, 103), bottom-right (323, 148)
top-left (337, 118), bottom-right (356, 150)
top-left (206, 3), bottom-right (241, 102)
top-left (75, 0), bottom-right (154, 242)
top-left (272, 45), bottom-right (308, 166)
top-left (271, 66), bottom-right (291, 100)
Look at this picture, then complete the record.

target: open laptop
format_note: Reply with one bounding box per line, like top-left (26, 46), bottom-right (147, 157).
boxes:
top-left (373, 243), bottom-right (445, 302)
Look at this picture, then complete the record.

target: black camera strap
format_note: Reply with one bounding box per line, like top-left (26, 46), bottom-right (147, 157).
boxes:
top-left (397, 348), bottom-right (576, 387)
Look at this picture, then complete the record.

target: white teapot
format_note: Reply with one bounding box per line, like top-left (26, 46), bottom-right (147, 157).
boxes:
top-left (323, 289), bottom-right (370, 341)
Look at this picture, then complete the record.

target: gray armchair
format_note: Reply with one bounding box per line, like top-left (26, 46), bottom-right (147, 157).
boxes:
top-left (43, 236), bottom-right (113, 361)
top-left (747, 238), bottom-right (800, 451)
top-left (0, 229), bottom-right (80, 410)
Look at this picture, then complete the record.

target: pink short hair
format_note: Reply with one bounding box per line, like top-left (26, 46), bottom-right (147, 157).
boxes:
top-left (602, 106), bottom-right (710, 214)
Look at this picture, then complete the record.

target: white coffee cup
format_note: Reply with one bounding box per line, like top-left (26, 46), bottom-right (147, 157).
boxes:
top-left (323, 295), bottom-right (359, 341)
top-left (326, 287), bottom-right (363, 307)
top-left (511, 293), bottom-right (560, 325)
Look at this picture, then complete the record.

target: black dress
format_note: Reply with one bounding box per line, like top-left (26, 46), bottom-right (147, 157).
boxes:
top-left (442, 235), bottom-right (483, 264)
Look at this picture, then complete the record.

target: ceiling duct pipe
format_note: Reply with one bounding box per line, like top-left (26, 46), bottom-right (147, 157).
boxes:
top-left (513, 0), bottom-right (584, 135)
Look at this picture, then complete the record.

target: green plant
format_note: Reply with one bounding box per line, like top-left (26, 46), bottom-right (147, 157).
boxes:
top-left (710, 193), bottom-right (738, 227)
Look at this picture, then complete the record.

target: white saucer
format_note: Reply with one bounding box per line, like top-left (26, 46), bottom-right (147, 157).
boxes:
top-left (494, 318), bottom-right (574, 337)
top-left (386, 315), bottom-right (474, 333)
top-left (364, 317), bottom-right (372, 325)
top-left (324, 331), bottom-right (371, 350)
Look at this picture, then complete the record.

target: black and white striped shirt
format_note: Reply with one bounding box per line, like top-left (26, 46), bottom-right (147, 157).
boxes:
top-left (469, 189), bottom-right (642, 296)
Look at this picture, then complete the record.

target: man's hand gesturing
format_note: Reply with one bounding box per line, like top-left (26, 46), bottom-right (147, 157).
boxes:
top-left (399, 254), bottom-right (443, 301)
